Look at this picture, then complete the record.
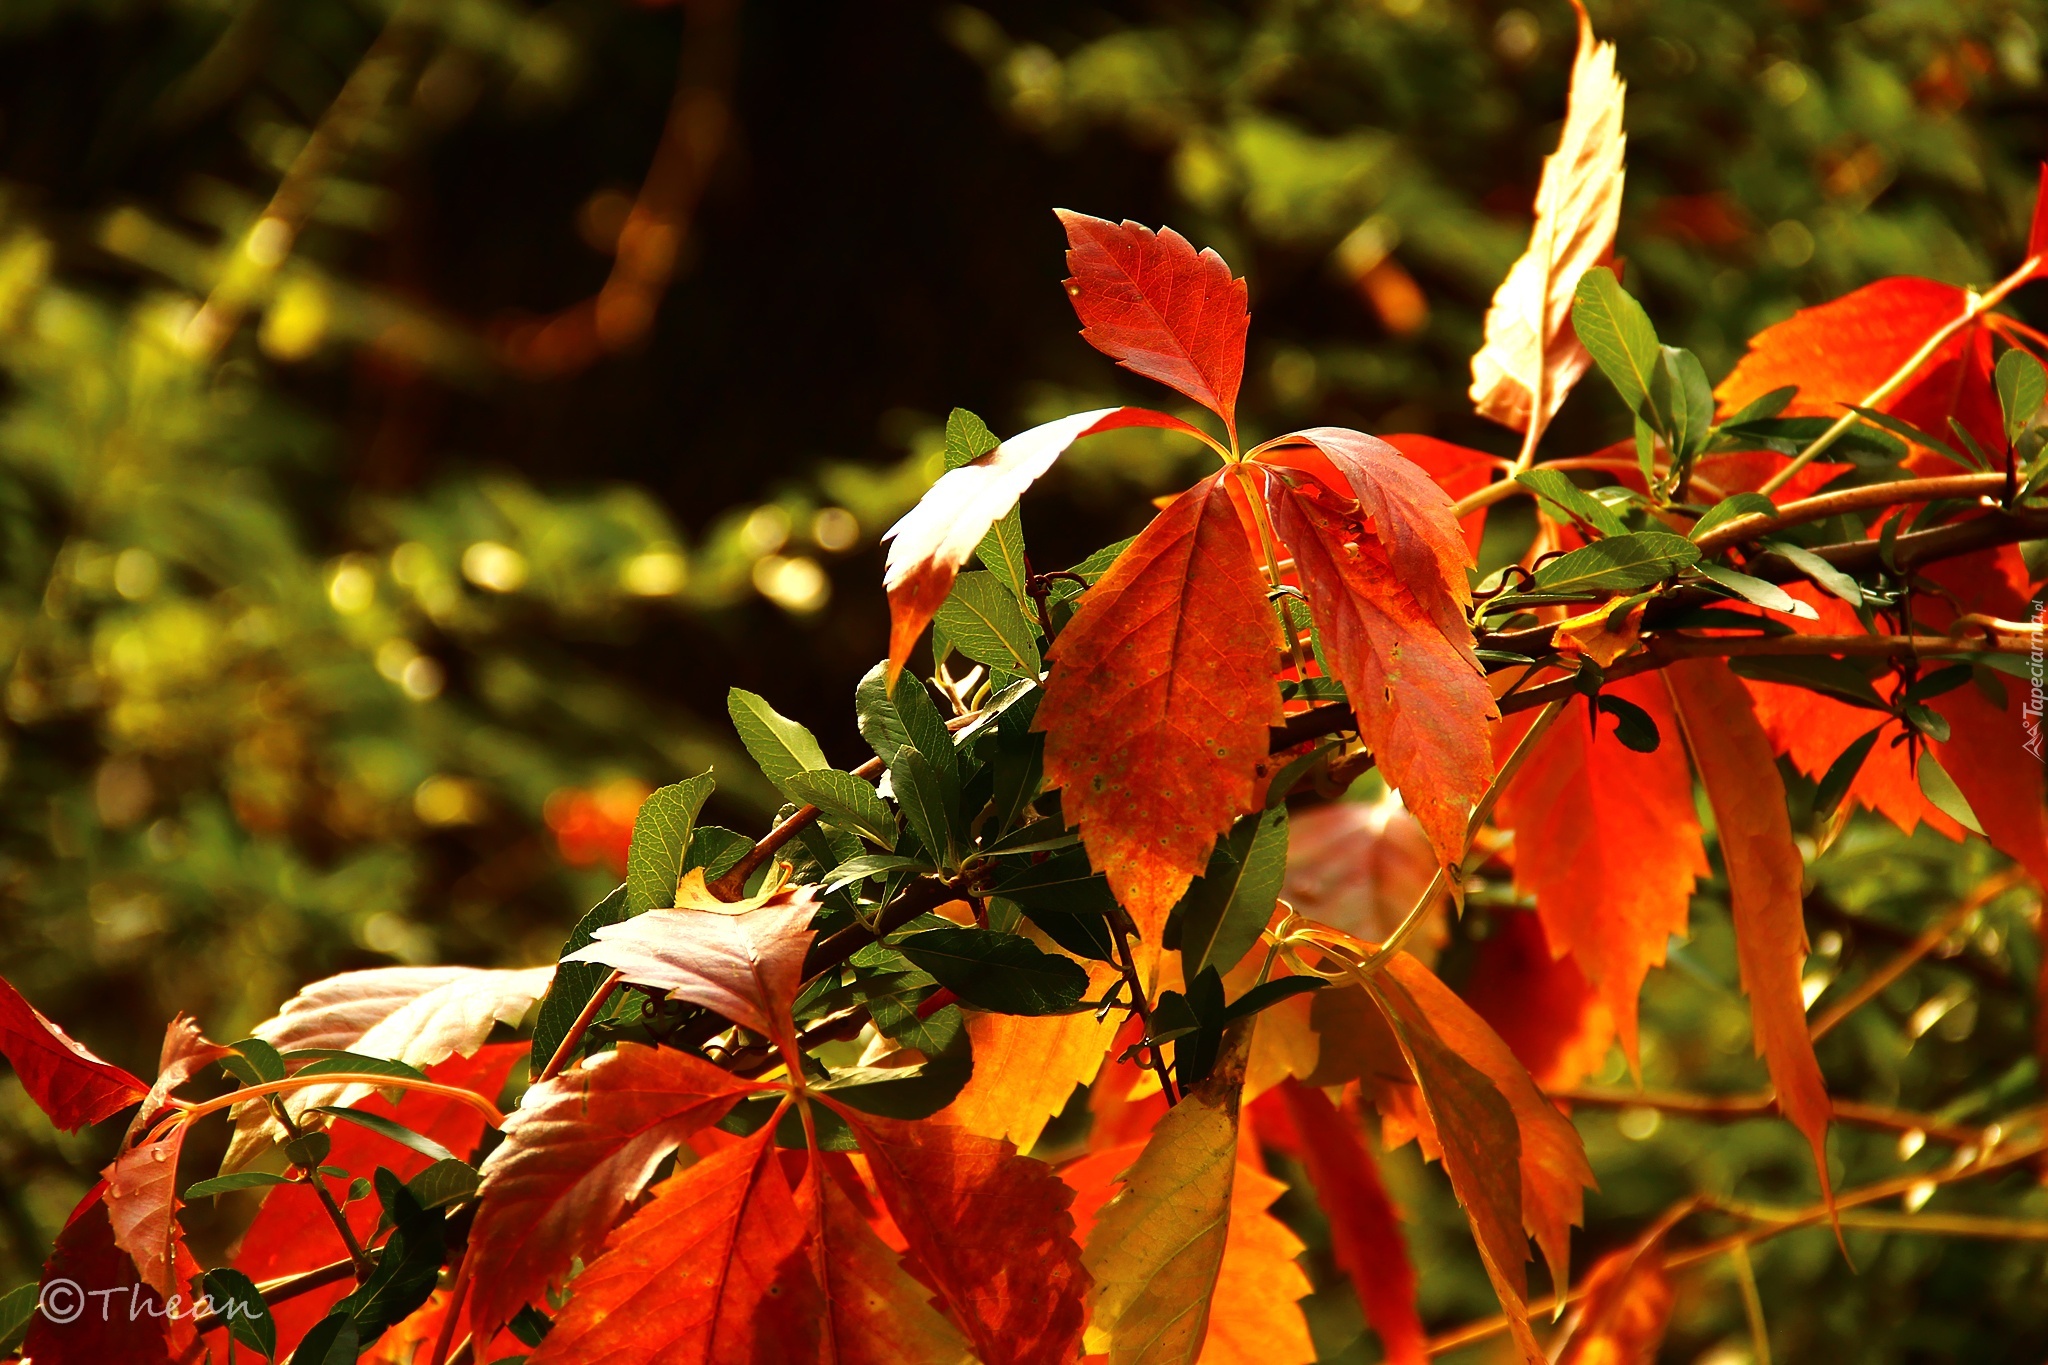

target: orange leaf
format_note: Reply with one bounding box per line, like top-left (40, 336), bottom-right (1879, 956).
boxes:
top-left (102, 1122), bottom-right (189, 1302)
top-left (125, 1013), bottom-right (231, 1146)
top-left (527, 1120), bottom-right (823, 1365)
top-left (1378, 433), bottom-right (1495, 555)
top-left (1463, 910), bottom-right (1616, 1093)
top-left (1056, 211), bottom-right (1250, 440)
top-left (882, 406), bottom-right (1212, 675)
top-left (1468, 0), bottom-right (1626, 434)
top-left (2029, 162), bottom-right (2048, 273)
top-left (1360, 964), bottom-right (1545, 1365)
top-left (1491, 677), bottom-right (1705, 1068)
top-left (0, 973), bottom-right (148, 1132)
top-left (468, 1042), bottom-right (770, 1339)
top-left (1038, 471), bottom-right (1284, 937)
top-left (940, 971), bottom-right (1122, 1153)
top-left (1264, 458), bottom-right (1494, 864)
top-left (800, 1152), bottom-right (976, 1365)
top-left (831, 1107), bottom-right (1091, 1365)
top-left (563, 885), bottom-right (819, 1063)
top-left (23, 1183), bottom-right (198, 1365)
top-left (1555, 1234), bottom-right (1675, 1365)
top-left (1663, 658), bottom-right (1832, 1201)
top-left (1191, 1159), bottom-right (1316, 1365)
top-left (1273, 1080), bottom-right (1425, 1365)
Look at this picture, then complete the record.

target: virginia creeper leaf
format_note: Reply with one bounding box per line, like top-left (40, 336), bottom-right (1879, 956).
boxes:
top-left (1036, 471), bottom-right (1283, 937)
top-left (1055, 211), bottom-right (1249, 438)
top-left (1468, 0), bottom-right (1626, 434)
top-left (1664, 658), bottom-right (1833, 1201)
top-left (24, 1184), bottom-right (197, 1365)
top-left (0, 973), bottom-right (149, 1131)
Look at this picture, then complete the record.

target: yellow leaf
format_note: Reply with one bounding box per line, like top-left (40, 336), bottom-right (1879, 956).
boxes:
top-left (941, 963), bottom-right (1121, 1152)
top-left (1082, 1026), bottom-right (1250, 1365)
top-left (1468, 0), bottom-right (1627, 436)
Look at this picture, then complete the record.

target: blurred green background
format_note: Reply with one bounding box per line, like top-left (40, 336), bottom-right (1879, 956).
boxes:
top-left (1, 0), bottom-right (2045, 1357)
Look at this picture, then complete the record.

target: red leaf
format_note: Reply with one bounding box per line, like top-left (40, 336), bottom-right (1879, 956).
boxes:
top-left (1711, 276), bottom-right (2001, 491)
top-left (1743, 553), bottom-right (2048, 886)
top-left (1037, 470), bottom-right (1283, 937)
top-left (563, 886), bottom-right (820, 1062)
top-left (1273, 1080), bottom-right (1425, 1365)
top-left (468, 1042), bottom-right (769, 1339)
top-left (800, 1151), bottom-right (977, 1365)
top-left (1555, 1234), bottom-right (1675, 1364)
top-left (1378, 433), bottom-right (1494, 555)
top-left (527, 1121), bottom-right (823, 1365)
top-left (0, 974), bottom-right (149, 1131)
top-left (222, 1044), bottom-right (522, 1359)
top-left (882, 405), bottom-right (1212, 676)
top-left (1463, 910), bottom-right (1616, 1093)
top-left (1664, 658), bottom-right (1833, 1202)
top-left (1055, 212), bottom-right (1250, 439)
top-left (1264, 458), bottom-right (1495, 864)
top-left (102, 1122), bottom-right (189, 1301)
top-left (23, 1184), bottom-right (198, 1365)
top-left (2028, 162), bottom-right (2048, 273)
top-left (832, 1106), bottom-right (1090, 1365)
top-left (126, 1013), bottom-right (232, 1147)
top-left (1490, 677), bottom-right (1705, 1069)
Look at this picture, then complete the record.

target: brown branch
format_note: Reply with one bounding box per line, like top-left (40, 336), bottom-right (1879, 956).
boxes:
top-left (1805, 890), bottom-right (2012, 992)
top-left (1556, 1086), bottom-right (1988, 1149)
top-left (536, 968), bottom-right (626, 1084)
top-left (1808, 869), bottom-right (2030, 1042)
top-left (1693, 472), bottom-right (2012, 554)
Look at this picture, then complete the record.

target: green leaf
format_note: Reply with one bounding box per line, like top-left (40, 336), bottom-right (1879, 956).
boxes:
top-left (942, 407), bottom-right (1001, 469)
top-left (406, 1157), bottom-right (481, 1210)
top-left (531, 883), bottom-right (632, 1073)
top-left (1998, 348), bottom-right (2047, 443)
top-left (728, 688), bottom-right (830, 795)
top-left (293, 1315), bottom-right (361, 1365)
top-left (285, 1051), bottom-right (428, 1083)
top-left (1020, 903), bottom-right (1119, 963)
top-left (1594, 694), bottom-right (1661, 752)
top-left (306, 1106), bottom-right (459, 1164)
top-left (935, 571), bottom-right (1042, 675)
top-left (1696, 563), bottom-right (1819, 619)
top-left (980, 817), bottom-right (1078, 856)
top-left (199, 1268), bottom-right (277, 1360)
top-left (890, 746), bottom-right (962, 869)
top-left (1846, 405), bottom-right (1976, 472)
top-left (994, 847), bottom-right (1118, 915)
top-left (897, 927), bottom-right (1090, 1015)
top-left (1723, 385), bottom-right (1797, 426)
top-left (1572, 266), bottom-right (1663, 417)
top-left (890, 674), bottom-right (959, 780)
top-left (331, 1172), bottom-right (444, 1338)
top-left (184, 1171), bottom-right (296, 1200)
top-left (1763, 540), bottom-right (1863, 608)
top-left (784, 768), bottom-right (898, 849)
top-left (823, 853), bottom-right (926, 893)
top-left (1917, 751), bottom-right (1985, 834)
top-left (626, 773), bottom-right (715, 912)
top-left (1221, 976), bottom-right (1326, 1024)
top-left (1515, 469), bottom-right (1627, 537)
top-left (1654, 345), bottom-right (1715, 459)
top-left (222, 1036), bottom-right (285, 1087)
top-left (1531, 532), bottom-right (1700, 594)
top-left (1814, 725), bottom-right (1885, 819)
top-left (0, 1284), bottom-right (34, 1356)
top-left (510, 1304), bottom-right (554, 1348)
top-left (1175, 806), bottom-right (1288, 980)
top-left (686, 826), bottom-right (754, 880)
top-left (813, 1037), bottom-right (973, 1119)
top-left (856, 661), bottom-right (916, 765)
top-left (283, 1131), bottom-right (332, 1168)
top-left (1688, 492), bottom-right (1778, 542)
top-left (977, 508), bottom-right (1031, 604)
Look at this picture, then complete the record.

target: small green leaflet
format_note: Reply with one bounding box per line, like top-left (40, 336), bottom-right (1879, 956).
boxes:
top-left (222, 1036), bottom-right (285, 1086)
top-left (0, 1284), bottom-right (35, 1356)
top-left (1531, 532), bottom-right (1699, 594)
top-left (896, 927), bottom-right (1090, 1015)
top-left (1652, 345), bottom-right (1715, 460)
top-left (935, 571), bottom-right (1042, 675)
top-left (783, 768), bottom-right (898, 848)
top-left (1722, 385), bottom-right (1796, 426)
top-left (947, 409), bottom-right (1032, 604)
top-left (307, 1106), bottom-right (459, 1164)
top-left (1917, 751), bottom-right (1985, 834)
top-left (626, 772), bottom-right (715, 912)
top-left (295, 1316), bottom-right (361, 1365)
top-left (1689, 492), bottom-right (1777, 542)
top-left (331, 1174), bottom-right (443, 1338)
top-left (407, 1157), bottom-right (482, 1210)
top-left (890, 746), bottom-right (962, 869)
top-left (1221, 977), bottom-right (1325, 1024)
top-left (1593, 694), bottom-right (1660, 752)
top-left (285, 1051), bottom-right (427, 1083)
top-left (1763, 539), bottom-right (1863, 607)
top-left (1998, 348), bottom-right (2047, 442)
top-left (728, 689), bottom-right (831, 796)
top-left (1572, 266), bottom-right (1662, 418)
top-left (1696, 563), bottom-right (1819, 619)
top-left (532, 883), bottom-right (633, 1073)
top-left (183, 1171), bottom-right (295, 1200)
top-left (822, 853), bottom-right (926, 893)
top-left (1174, 806), bottom-right (1289, 980)
top-left (1515, 469), bottom-right (1627, 537)
top-left (1814, 725), bottom-right (1885, 819)
top-left (1727, 655), bottom-right (1889, 710)
top-left (856, 661), bottom-right (915, 766)
top-left (942, 406), bottom-right (1000, 469)
top-left (198, 1268), bottom-right (277, 1361)
top-left (994, 847), bottom-right (1117, 914)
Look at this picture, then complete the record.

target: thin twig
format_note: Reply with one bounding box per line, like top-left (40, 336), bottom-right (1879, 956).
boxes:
top-left (192, 1256), bottom-right (358, 1332)
top-left (1693, 471), bottom-right (2013, 554)
top-left (266, 1096), bottom-right (371, 1276)
top-left (1729, 1242), bottom-right (1773, 1365)
top-left (537, 968), bottom-right (627, 1083)
top-left (1808, 869), bottom-right (2029, 1042)
top-left (426, 1239), bottom-right (478, 1365)
top-left (1556, 1086), bottom-right (1988, 1148)
top-left (1109, 909), bottom-right (1178, 1106)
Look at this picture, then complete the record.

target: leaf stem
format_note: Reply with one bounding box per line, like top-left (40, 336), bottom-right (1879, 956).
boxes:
top-left (266, 1096), bottom-right (372, 1277)
top-left (1758, 255), bottom-right (2042, 495)
top-left (426, 1238), bottom-right (478, 1365)
top-left (1233, 463), bottom-right (1314, 682)
top-left (538, 969), bottom-right (626, 1084)
top-left (179, 1074), bottom-right (505, 1128)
